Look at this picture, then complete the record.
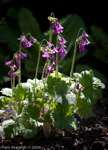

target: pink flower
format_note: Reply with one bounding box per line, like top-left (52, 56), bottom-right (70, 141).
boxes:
top-left (5, 61), bottom-right (11, 67)
top-left (21, 36), bottom-right (28, 42)
top-left (52, 22), bottom-right (63, 34)
top-left (13, 65), bottom-right (17, 70)
top-left (51, 57), bottom-right (55, 61)
top-left (60, 38), bottom-right (67, 44)
top-left (23, 42), bottom-right (33, 48)
top-left (81, 32), bottom-right (89, 38)
top-left (85, 40), bottom-right (90, 45)
top-left (58, 48), bottom-right (67, 57)
top-left (20, 53), bottom-right (27, 59)
top-left (47, 42), bottom-right (53, 47)
top-left (79, 45), bottom-right (86, 52)
top-left (46, 66), bottom-right (55, 75)
top-left (42, 53), bottom-right (50, 58)
top-left (77, 83), bottom-right (84, 90)
top-left (30, 38), bottom-right (36, 43)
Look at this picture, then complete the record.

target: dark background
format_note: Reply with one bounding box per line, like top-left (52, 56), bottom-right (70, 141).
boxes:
top-left (0, 0), bottom-right (108, 33)
top-left (0, 0), bottom-right (108, 85)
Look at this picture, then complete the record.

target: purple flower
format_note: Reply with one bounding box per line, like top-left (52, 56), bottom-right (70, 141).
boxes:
top-left (81, 32), bottom-right (89, 38)
top-left (79, 45), bottom-right (86, 52)
top-left (5, 61), bottom-right (11, 67)
top-left (52, 22), bottom-right (63, 34)
top-left (8, 72), bottom-right (11, 76)
top-left (81, 40), bottom-right (90, 46)
top-left (85, 40), bottom-right (90, 45)
top-left (23, 42), bottom-right (33, 48)
top-left (42, 53), bottom-right (50, 58)
top-left (20, 53), bottom-right (27, 59)
top-left (60, 38), bottom-right (67, 44)
top-left (30, 38), bottom-right (36, 43)
top-left (77, 84), bottom-right (84, 90)
top-left (47, 42), bottom-right (53, 47)
top-left (21, 36), bottom-right (28, 42)
top-left (14, 72), bottom-right (19, 77)
top-left (79, 39), bottom-right (90, 52)
top-left (46, 66), bottom-right (55, 75)
top-left (51, 57), bottom-right (55, 61)
top-left (13, 65), bottom-right (17, 70)
top-left (81, 41), bottom-right (86, 46)
top-left (16, 62), bottom-right (20, 66)
top-left (8, 71), bottom-right (17, 78)
top-left (58, 48), bottom-right (67, 57)
top-left (50, 48), bottom-right (58, 54)
top-left (16, 55), bottom-right (21, 61)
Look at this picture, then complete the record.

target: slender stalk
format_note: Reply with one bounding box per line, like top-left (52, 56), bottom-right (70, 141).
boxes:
top-left (55, 35), bottom-right (59, 78)
top-left (34, 47), bottom-right (41, 97)
top-left (55, 52), bottom-right (58, 78)
top-left (49, 23), bottom-right (52, 43)
top-left (69, 41), bottom-right (77, 79)
top-left (18, 40), bottom-right (22, 84)
top-left (42, 58), bottom-right (48, 116)
top-left (70, 28), bottom-right (85, 81)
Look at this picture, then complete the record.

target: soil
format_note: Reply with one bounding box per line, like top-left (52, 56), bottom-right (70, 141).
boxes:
top-left (0, 86), bottom-right (108, 150)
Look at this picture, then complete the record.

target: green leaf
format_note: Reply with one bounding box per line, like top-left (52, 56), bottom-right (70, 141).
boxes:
top-left (79, 70), bottom-right (105, 104)
top-left (52, 104), bottom-right (77, 131)
top-left (25, 105), bottom-right (40, 120)
top-left (90, 26), bottom-right (108, 64)
top-left (18, 118), bottom-right (37, 138)
top-left (75, 64), bottom-right (103, 79)
top-left (93, 77), bottom-right (105, 89)
top-left (13, 83), bottom-right (32, 102)
top-left (47, 75), bottom-right (60, 95)
top-left (91, 25), bottom-right (108, 46)
top-left (80, 70), bottom-right (93, 88)
top-left (0, 25), bottom-right (19, 51)
top-left (18, 7), bottom-right (40, 39)
top-left (55, 80), bottom-right (68, 95)
top-left (54, 81), bottom-right (76, 106)
top-left (1, 88), bottom-right (12, 97)
top-left (76, 98), bottom-right (92, 118)
top-left (2, 119), bottom-right (17, 138)
top-left (0, 96), bottom-right (12, 109)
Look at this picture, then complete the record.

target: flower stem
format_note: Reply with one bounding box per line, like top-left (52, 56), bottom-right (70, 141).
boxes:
top-left (55, 36), bottom-right (59, 78)
top-left (70, 28), bottom-right (85, 80)
top-left (34, 47), bottom-right (41, 97)
top-left (55, 52), bottom-right (58, 78)
top-left (70, 41), bottom-right (77, 79)
top-left (49, 23), bottom-right (52, 43)
top-left (18, 40), bottom-right (22, 84)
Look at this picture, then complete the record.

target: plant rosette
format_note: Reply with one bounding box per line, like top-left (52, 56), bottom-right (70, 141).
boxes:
top-left (0, 13), bottom-right (105, 139)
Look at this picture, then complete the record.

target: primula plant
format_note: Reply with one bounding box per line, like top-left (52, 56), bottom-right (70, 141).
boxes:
top-left (0, 13), bottom-right (105, 139)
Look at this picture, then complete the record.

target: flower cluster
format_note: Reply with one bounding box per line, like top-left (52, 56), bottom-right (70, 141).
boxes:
top-left (41, 38), bottom-right (67, 75)
top-left (5, 53), bottom-right (27, 77)
top-left (52, 22), bottom-right (63, 34)
top-left (56, 36), bottom-right (67, 57)
top-left (20, 36), bottom-right (36, 48)
top-left (77, 32), bottom-right (90, 52)
top-left (48, 16), bottom-right (63, 34)
top-left (41, 16), bottom-right (67, 75)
